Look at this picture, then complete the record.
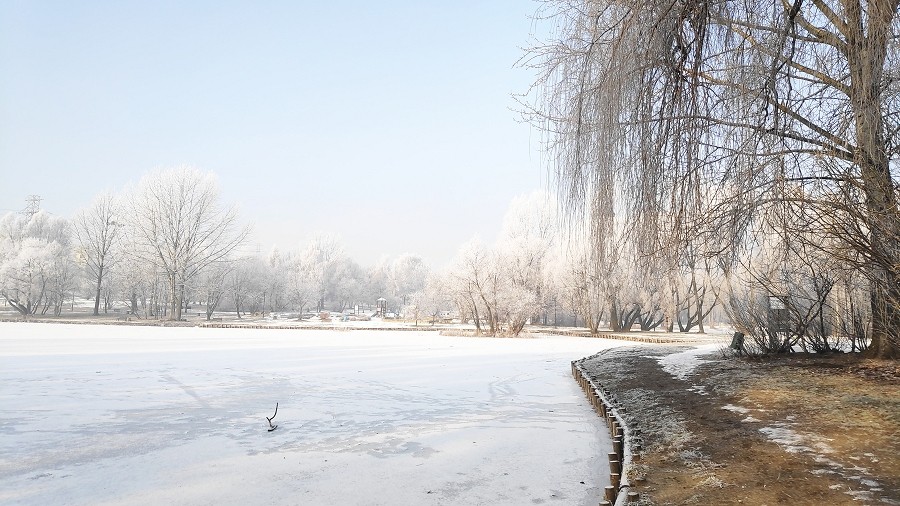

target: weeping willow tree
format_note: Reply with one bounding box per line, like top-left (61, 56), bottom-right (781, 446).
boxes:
top-left (525, 0), bottom-right (899, 357)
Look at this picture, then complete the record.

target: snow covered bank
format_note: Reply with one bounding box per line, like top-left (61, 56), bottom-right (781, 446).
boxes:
top-left (0, 323), bottom-right (620, 505)
top-left (655, 343), bottom-right (721, 381)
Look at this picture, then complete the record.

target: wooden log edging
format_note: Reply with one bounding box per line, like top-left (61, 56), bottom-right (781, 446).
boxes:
top-left (198, 323), bottom-right (444, 331)
top-left (547, 329), bottom-right (707, 345)
top-left (572, 357), bottom-right (640, 506)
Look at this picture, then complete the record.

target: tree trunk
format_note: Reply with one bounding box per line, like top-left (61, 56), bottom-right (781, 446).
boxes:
top-left (93, 264), bottom-right (103, 316)
top-left (609, 299), bottom-right (620, 332)
top-left (480, 295), bottom-right (496, 336)
top-left (845, 0), bottom-right (900, 358)
top-left (466, 293), bottom-right (481, 334)
top-left (869, 281), bottom-right (900, 358)
top-left (175, 283), bottom-right (184, 320)
top-left (697, 300), bottom-right (705, 334)
top-left (169, 273), bottom-right (178, 320)
top-left (10, 298), bottom-right (29, 317)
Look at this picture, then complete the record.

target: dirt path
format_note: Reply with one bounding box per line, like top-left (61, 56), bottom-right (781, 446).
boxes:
top-left (579, 346), bottom-right (899, 505)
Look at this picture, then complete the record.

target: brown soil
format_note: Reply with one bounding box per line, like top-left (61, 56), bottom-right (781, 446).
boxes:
top-left (580, 345), bottom-right (900, 505)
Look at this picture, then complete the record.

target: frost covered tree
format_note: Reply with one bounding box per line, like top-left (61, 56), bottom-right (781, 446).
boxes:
top-left (723, 200), bottom-right (872, 353)
top-left (298, 234), bottom-right (343, 312)
top-left (196, 261), bottom-right (231, 320)
top-left (264, 248), bottom-right (290, 312)
top-left (325, 256), bottom-right (366, 312)
top-left (448, 239), bottom-right (495, 334)
top-left (552, 219), bottom-right (644, 333)
top-left (286, 255), bottom-right (316, 316)
top-left (126, 166), bottom-right (248, 321)
top-left (495, 192), bottom-right (557, 333)
top-left (365, 259), bottom-right (391, 307)
top-left (445, 195), bottom-right (558, 336)
top-left (667, 243), bottom-right (721, 333)
top-left (389, 254), bottom-right (428, 307)
top-left (0, 212), bottom-right (74, 317)
top-left (73, 193), bottom-right (121, 316)
top-left (527, 0), bottom-right (900, 357)
top-left (115, 235), bottom-right (162, 318)
top-left (227, 256), bottom-right (266, 318)
top-left (411, 273), bottom-right (452, 325)
top-left (550, 242), bottom-right (606, 333)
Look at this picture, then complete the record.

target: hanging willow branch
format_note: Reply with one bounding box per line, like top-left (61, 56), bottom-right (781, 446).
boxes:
top-left (524, 0), bottom-right (900, 357)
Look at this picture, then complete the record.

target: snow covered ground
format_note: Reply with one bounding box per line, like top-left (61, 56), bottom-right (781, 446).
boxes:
top-left (655, 343), bottom-right (722, 381)
top-left (0, 323), bottom-right (622, 505)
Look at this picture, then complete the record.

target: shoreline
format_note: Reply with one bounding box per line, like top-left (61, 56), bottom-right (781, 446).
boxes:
top-left (577, 345), bottom-right (899, 504)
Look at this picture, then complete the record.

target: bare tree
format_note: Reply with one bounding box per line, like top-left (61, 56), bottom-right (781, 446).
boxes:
top-left (127, 166), bottom-right (249, 321)
top-left (672, 245), bottom-right (720, 333)
top-left (73, 193), bottom-right (121, 316)
top-left (448, 230), bottom-right (546, 338)
top-left (227, 256), bottom-right (266, 318)
top-left (497, 192), bottom-right (557, 328)
top-left (526, 0), bottom-right (900, 357)
top-left (449, 239), bottom-right (494, 334)
top-left (197, 261), bottom-right (231, 320)
top-left (287, 255), bottom-right (316, 316)
top-left (558, 252), bottom-right (608, 334)
top-left (115, 235), bottom-right (159, 318)
top-left (411, 273), bottom-right (452, 325)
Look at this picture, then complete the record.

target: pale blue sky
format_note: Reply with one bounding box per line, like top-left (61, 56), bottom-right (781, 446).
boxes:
top-left (0, 1), bottom-right (550, 266)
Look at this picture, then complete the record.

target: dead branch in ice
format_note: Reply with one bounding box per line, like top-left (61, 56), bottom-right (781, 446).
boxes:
top-left (267, 402), bottom-right (278, 432)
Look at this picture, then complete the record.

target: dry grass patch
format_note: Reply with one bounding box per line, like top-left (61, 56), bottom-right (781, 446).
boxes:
top-left (580, 346), bottom-right (899, 505)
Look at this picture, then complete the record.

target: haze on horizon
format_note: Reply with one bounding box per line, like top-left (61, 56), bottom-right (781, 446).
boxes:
top-left (0, 1), bottom-right (550, 267)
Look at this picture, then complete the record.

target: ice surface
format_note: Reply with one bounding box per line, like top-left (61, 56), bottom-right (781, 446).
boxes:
top-left (0, 323), bottom-right (618, 505)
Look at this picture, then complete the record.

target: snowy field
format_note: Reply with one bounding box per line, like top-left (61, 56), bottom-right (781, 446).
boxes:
top-left (0, 323), bottom-right (624, 505)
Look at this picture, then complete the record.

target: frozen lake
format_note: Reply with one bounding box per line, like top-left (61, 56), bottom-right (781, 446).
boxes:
top-left (0, 323), bottom-right (619, 505)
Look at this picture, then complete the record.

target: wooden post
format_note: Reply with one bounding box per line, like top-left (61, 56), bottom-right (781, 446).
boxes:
top-left (609, 459), bottom-right (621, 476)
top-left (627, 491), bottom-right (640, 503)
top-left (608, 452), bottom-right (620, 470)
top-left (610, 472), bottom-right (620, 490)
top-left (604, 485), bottom-right (616, 502)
